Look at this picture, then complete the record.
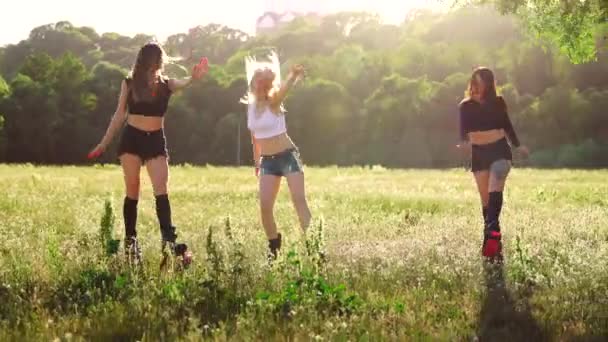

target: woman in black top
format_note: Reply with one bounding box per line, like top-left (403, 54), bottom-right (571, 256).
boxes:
top-left (89, 42), bottom-right (208, 267)
top-left (457, 67), bottom-right (529, 262)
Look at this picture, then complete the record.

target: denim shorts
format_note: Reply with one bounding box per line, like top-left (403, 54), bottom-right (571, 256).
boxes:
top-left (260, 149), bottom-right (303, 177)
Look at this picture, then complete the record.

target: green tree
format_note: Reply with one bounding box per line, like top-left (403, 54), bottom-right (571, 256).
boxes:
top-left (97, 33), bottom-right (155, 69)
top-left (463, 0), bottom-right (607, 63)
top-left (285, 79), bottom-right (355, 165)
top-left (497, 41), bottom-right (558, 96)
top-left (581, 88), bottom-right (608, 143)
top-left (423, 6), bottom-right (521, 48)
top-left (28, 22), bottom-right (96, 59)
top-left (0, 75), bottom-right (9, 159)
top-left (86, 61), bottom-right (128, 163)
top-left (3, 53), bottom-right (95, 163)
top-left (3, 73), bottom-right (59, 162)
top-left (52, 53), bottom-right (97, 163)
top-left (519, 86), bottom-right (592, 148)
top-left (164, 71), bottom-right (246, 164)
top-left (165, 24), bottom-right (250, 65)
top-left (363, 75), bottom-right (436, 166)
top-left (0, 9), bottom-right (606, 167)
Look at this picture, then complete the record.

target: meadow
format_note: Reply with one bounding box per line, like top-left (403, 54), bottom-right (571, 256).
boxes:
top-left (0, 164), bottom-right (606, 341)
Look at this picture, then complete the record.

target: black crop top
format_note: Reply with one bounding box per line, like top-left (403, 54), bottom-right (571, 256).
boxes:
top-left (459, 96), bottom-right (520, 147)
top-left (125, 77), bottom-right (172, 117)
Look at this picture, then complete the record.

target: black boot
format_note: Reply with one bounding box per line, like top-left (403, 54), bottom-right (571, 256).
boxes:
top-left (268, 233), bottom-right (282, 261)
top-left (482, 192), bottom-right (504, 262)
top-left (160, 224), bottom-right (178, 244)
top-left (155, 194), bottom-right (191, 269)
top-left (159, 227), bottom-right (192, 270)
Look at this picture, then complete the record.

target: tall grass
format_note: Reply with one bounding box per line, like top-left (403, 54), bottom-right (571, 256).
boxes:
top-left (0, 165), bottom-right (606, 340)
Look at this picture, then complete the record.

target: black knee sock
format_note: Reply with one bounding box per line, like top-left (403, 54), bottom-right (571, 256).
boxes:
top-left (123, 197), bottom-right (138, 238)
top-left (482, 206), bottom-right (488, 223)
top-left (486, 192), bottom-right (503, 232)
top-left (155, 194), bottom-right (176, 241)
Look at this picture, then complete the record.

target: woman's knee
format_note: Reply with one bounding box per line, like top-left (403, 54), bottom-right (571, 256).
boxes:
top-left (490, 160), bottom-right (511, 181)
top-left (125, 178), bottom-right (140, 197)
top-left (152, 183), bottom-right (168, 196)
top-left (150, 175), bottom-right (169, 195)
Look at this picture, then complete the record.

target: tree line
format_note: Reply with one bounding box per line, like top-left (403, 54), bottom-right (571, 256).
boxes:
top-left (0, 6), bottom-right (607, 168)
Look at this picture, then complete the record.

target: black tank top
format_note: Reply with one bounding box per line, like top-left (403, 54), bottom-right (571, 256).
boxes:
top-left (125, 76), bottom-right (172, 117)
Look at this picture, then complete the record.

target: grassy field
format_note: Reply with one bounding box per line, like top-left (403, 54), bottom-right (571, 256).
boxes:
top-left (0, 164), bottom-right (606, 341)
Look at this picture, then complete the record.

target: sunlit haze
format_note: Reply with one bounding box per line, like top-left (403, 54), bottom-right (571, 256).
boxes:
top-left (0, 0), bottom-right (443, 46)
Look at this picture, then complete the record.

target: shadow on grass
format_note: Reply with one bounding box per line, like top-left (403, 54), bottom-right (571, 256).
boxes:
top-left (563, 313), bottom-right (608, 342)
top-left (567, 335), bottom-right (608, 342)
top-left (477, 262), bottom-right (548, 342)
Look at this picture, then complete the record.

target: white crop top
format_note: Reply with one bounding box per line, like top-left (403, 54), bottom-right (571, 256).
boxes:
top-left (247, 102), bottom-right (287, 139)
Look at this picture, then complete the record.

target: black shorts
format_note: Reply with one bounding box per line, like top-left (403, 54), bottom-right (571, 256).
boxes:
top-left (117, 125), bottom-right (168, 162)
top-left (471, 138), bottom-right (512, 172)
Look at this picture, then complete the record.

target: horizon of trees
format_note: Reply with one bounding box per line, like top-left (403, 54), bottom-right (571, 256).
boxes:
top-left (0, 5), bottom-right (607, 168)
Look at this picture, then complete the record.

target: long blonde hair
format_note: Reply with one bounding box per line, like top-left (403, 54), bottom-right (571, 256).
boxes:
top-left (241, 51), bottom-right (285, 114)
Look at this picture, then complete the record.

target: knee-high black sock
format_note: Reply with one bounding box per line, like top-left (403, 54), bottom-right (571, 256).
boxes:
top-left (482, 206), bottom-right (488, 223)
top-left (486, 192), bottom-right (503, 232)
top-left (123, 197), bottom-right (138, 238)
top-left (155, 194), bottom-right (176, 241)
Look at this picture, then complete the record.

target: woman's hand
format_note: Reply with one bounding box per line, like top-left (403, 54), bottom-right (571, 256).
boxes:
top-left (289, 64), bottom-right (305, 80)
top-left (170, 58), bottom-right (209, 92)
top-left (191, 57), bottom-right (209, 80)
top-left (88, 143), bottom-right (106, 160)
top-left (456, 141), bottom-right (472, 155)
top-left (515, 145), bottom-right (530, 159)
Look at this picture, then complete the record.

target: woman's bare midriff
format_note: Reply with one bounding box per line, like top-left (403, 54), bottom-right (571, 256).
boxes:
top-left (127, 114), bottom-right (164, 131)
top-left (469, 129), bottom-right (506, 145)
top-left (256, 133), bottom-right (296, 155)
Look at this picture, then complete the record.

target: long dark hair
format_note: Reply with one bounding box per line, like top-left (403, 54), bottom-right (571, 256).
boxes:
top-left (130, 42), bottom-right (166, 101)
top-left (467, 67), bottom-right (499, 105)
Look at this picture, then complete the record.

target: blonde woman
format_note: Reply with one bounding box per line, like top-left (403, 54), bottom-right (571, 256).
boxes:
top-left (245, 53), bottom-right (312, 259)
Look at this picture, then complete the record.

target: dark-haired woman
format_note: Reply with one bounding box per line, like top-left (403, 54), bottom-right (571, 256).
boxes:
top-left (457, 67), bottom-right (529, 262)
top-left (89, 42), bottom-right (208, 266)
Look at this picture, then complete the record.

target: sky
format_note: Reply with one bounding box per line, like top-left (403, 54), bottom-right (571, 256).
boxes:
top-left (0, 0), bottom-right (443, 46)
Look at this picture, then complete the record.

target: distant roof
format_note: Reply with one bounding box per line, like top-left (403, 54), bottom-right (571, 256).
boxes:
top-left (257, 15), bottom-right (276, 28)
top-left (256, 12), bottom-right (281, 26)
top-left (256, 11), bottom-right (322, 33)
top-left (279, 12), bottom-right (296, 22)
top-left (256, 11), bottom-right (308, 26)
